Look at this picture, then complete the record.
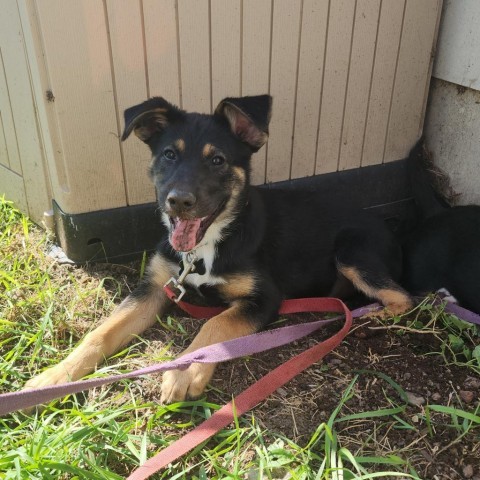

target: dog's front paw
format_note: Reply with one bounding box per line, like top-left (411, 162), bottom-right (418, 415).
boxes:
top-left (24, 364), bottom-right (72, 391)
top-left (160, 363), bottom-right (215, 404)
top-left (21, 364), bottom-right (73, 414)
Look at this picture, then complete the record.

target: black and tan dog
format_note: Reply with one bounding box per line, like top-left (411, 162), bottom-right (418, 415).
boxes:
top-left (25, 95), bottom-right (414, 403)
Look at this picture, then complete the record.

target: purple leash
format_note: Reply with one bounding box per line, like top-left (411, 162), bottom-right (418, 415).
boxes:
top-left (0, 300), bottom-right (478, 416)
top-left (444, 302), bottom-right (480, 325)
top-left (0, 304), bottom-right (377, 416)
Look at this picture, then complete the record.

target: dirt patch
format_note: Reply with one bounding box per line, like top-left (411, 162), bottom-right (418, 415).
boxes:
top-left (131, 304), bottom-right (480, 480)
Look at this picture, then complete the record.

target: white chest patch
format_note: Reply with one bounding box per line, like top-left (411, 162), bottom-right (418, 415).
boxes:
top-left (183, 243), bottom-right (226, 288)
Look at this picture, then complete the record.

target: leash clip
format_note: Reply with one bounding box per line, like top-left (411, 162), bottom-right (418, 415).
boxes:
top-left (164, 251), bottom-right (198, 303)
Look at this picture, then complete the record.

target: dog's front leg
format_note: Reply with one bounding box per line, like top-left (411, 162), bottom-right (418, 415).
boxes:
top-left (160, 300), bottom-right (260, 403)
top-left (24, 253), bottom-right (175, 390)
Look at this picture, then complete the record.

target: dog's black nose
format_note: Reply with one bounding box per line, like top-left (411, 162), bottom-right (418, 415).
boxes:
top-left (166, 189), bottom-right (197, 211)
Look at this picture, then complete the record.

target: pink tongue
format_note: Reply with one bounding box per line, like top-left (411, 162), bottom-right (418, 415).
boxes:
top-left (170, 218), bottom-right (203, 252)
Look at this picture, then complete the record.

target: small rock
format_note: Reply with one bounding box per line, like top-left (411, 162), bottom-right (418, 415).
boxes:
top-left (404, 372), bottom-right (411, 380)
top-left (276, 387), bottom-right (288, 397)
top-left (406, 391), bottom-right (425, 406)
top-left (329, 358), bottom-right (342, 365)
top-left (354, 329), bottom-right (368, 338)
top-left (460, 390), bottom-right (475, 404)
top-left (431, 392), bottom-right (441, 401)
top-left (462, 464), bottom-right (474, 479)
top-left (464, 376), bottom-right (480, 389)
top-left (246, 468), bottom-right (259, 480)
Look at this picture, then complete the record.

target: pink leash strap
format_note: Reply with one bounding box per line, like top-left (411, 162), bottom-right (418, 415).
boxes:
top-left (127, 297), bottom-right (353, 480)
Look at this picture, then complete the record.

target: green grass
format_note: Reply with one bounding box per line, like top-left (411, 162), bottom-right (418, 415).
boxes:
top-left (1, 197), bottom-right (479, 479)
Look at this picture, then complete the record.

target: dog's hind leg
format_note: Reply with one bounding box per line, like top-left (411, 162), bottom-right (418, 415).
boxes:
top-left (334, 227), bottom-right (414, 315)
top-left (337, 264), bottom-right (413, 315)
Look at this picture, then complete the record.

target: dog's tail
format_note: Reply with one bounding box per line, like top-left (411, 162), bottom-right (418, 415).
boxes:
top-left (407, 138), bottom-right (450, 220)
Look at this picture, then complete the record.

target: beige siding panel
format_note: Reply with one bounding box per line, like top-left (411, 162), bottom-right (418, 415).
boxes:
top-left (384, 0), bottom-right (442, 161)
top-left (0, 2), bottom-right (27, 175)
top-left (143, 0), bottom-right (180, 104)
top-left (177, 0), bottom-right (211, 113)
top-left (290, 0), bottom-right (329, 179)
top-left (338, 0), bottom-right (381, 171)
top-left (315, 0), bottom-right (355, 174)
top-left (242, 0), bottom-right (272, 185)
top-left (21, 0), bottom-right (65, 207)
top-left (266, 0), bottom-right (302, 183)
top-left (0, 0), bottom-right (50, 222)
top-left (241, 0), bottom-right (271, 96)
top-left (0, 0), bottom-right (442, 221)
top-left (211, 0), bottom-right (241, 108)
top-left (0, 164), bottom-right (27, 212)
top-left (361, 0), bottom-right (405, 166)
top-left (35, 0), bottom-right (126, 214)
top-left (0, 111), bottom-right (9, 169)
top-left (106, 0), bottom-right (155, 206)
top-left (0, 52), bottom-right (21, 173)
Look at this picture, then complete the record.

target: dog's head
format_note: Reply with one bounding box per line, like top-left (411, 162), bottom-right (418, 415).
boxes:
top-left (121, 95), bottom-right (272, 252)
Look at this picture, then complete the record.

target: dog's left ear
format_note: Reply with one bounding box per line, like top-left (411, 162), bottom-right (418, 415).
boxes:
top-left (215, 95), bottom-right (272, 152)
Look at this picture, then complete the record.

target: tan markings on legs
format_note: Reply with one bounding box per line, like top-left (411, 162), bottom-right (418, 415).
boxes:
top-left (376, 289), bottom-right (413, 315)
top-left (24, 253), bottom-right (175, 390)
top-left (147, 252), bottom-right (178, 289)
top-left (339, 266), bottom-right (413, 315)
top-left (174, 138), bottom-right (185, 152)
top-left (160, 302), bottom-right (257, 403)
top-left (218, 272), bottom-right (256, 300)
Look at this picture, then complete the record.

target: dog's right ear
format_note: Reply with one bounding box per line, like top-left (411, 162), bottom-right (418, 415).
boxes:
top-left (121, 97), bottom-right (184, 143)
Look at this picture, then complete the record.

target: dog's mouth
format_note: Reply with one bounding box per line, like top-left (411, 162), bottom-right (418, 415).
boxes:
top-left (168, 202), bottom-right (226, 252)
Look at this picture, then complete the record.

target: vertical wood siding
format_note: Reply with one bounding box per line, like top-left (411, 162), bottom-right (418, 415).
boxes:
top-left (0, 0), bottom-right (51, 222)
top-left (362, 0), bottom-right (406, 167)
top-left (3, 0), bottom-right (442, 215)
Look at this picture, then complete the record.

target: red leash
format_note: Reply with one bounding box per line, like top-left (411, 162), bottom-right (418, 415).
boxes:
top-left (127, 293), bottom-right (353, 480)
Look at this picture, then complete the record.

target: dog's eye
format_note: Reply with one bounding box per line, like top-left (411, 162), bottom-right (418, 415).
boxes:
top-left (211, 155), bottom-right (225, 166)
top-left (163, 148), bottom-right (177, 160)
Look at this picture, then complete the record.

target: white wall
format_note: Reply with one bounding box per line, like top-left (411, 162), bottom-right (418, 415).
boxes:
top-left (425, 79), bottom-right (480, 206)
top-left (433, 0), bottom-right (480, 91)
top-left (425, 0), bottom-right (480, 205)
